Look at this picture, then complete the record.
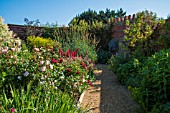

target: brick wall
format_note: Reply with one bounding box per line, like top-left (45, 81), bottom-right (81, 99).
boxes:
top-left (8, 15), bottom-right (169, 41)
top-left (8, 24), bottom-right (27, 39)
top-left (108, 14), bottom-right (135, 40)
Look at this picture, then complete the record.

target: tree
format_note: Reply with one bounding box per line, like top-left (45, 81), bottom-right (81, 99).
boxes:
top-left (69, 8), bottom-right (126, 25)
top-left (123, 10), bottom-right (165, 58)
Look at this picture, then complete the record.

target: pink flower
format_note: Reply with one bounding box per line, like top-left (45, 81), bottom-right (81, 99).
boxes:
top-left (83, 65), bottom-right (87, 69)
top-left (40, 66), bottom-right (46, 72)
top-left (46, 60), bottom-right (50, 65)
top-left (1, 49), bottom-right (7, 53)
top-left (34, 47), bottom-right (40, 52)
top-left (40, 61), bottom-right (44, 65)
top-left (11, 108), bottom-right (15, 113)
top-left (11, 48), bottom-right (15, 51)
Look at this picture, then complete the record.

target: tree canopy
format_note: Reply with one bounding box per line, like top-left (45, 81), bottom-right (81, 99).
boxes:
top-left (69, 8), bottom-right (126, 25)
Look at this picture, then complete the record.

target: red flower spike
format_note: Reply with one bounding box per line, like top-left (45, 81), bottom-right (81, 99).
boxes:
top-left (89, 82), bottom-right (93, 86)
top-left (51, 58), bottom-right (56, 63)
top-left (76, 71), bottom-right (80, 75)
top-left (59, 58), bottom-right (63, 63)
top-left (67, 68), bottom-right (71, 72)
top-left (11, 108), bottom-right (15, 113)
top-left (88, 80), bottom-right (93, 86)
top-left (83, 65), bottom-right (87, 69)
top-left (59, 49), bottom-right (63, 56)
top-left (88, 80), bottom-right (90, 83)
top-left (66, 49), bottom-right (71, 57)
top-left (72, 51), bottom-right (76, 57)
top-left (67, 74), bottom-right (71, 76)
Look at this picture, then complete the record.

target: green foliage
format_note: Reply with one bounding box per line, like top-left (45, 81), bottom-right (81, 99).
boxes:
top-left (42, 19), bottom-right (98, 62)
top-left (111, 49), bottom-right (170, 112)
top-left (97, 49), bottom-right (112, 64)
top-left (69, 8), bottom-right (126, 25)
top-left (24, 18), bottom-right (43, 37)
top-left (0, 83), bottom-right (84, 113)
top-left (158, 19), bottom-right (170, 49)
top-left (27, 36), bottom-right (61, 49)
top-left (108, 54), bottom-right (129, 74)
top-left (123, 10), bottom-right (165, 58)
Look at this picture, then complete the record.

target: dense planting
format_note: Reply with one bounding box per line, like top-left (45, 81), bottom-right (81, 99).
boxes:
top-left (0, 16), bottom-right (96, 112)
top-left (108, 10), bottom-right (170, 112)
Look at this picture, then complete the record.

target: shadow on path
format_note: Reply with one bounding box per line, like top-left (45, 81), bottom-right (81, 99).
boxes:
top-left (81, 64), bottom-right (139, 113)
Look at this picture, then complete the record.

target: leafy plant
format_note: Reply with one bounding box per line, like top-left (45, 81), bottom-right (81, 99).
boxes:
top-left (97, 49), bottom-right (112, 64)
top-left (26, 36), bottom-right (61, 50)
top-left (0, 83), bottom-right (84, 113)
top-left (123, 10), bottom-right (165, 59)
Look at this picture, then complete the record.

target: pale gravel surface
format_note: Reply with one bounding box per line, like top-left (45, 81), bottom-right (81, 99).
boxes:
top-left (81, 64), bottom-right (139, 113)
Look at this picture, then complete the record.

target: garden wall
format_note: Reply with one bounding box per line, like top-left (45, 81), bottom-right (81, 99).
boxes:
top-left (8, 15), bottom-right (170, 41)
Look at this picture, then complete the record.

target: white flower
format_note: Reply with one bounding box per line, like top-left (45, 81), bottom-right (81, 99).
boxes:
top-left (10, 56), bottom-right (14, 58)
top-left (40, 61), bottom-right (44, 65)
top-left (18, 76), bottom-right (22, 80)
top-left (83, 78), bottom-right (86, 83)
top-left (40, 81), bottom-right (44, 84)
top-left (2, 49), bottom-right (7, 53)
top-left (60, 76), bottom-right (64, 80)
top-left (40, 66), bottom-right (46, 72)
top-left (49, 64), bottom-right (53, 69)
top-left (46, 60), bottom-right (50, 65)
top-left (23, 71), bottom-right (29, 77)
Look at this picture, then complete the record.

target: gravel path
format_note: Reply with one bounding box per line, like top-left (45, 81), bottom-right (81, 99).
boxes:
top-left (81, 64), bottom-right (139, 113)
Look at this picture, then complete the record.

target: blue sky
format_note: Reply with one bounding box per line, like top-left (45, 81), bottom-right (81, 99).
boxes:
top-left (0, 0), bottom-right (170, 26)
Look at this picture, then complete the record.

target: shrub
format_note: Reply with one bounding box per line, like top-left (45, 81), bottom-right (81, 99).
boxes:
top-left (26, 36), bottom-right (61, 49)
top-left (123, 10), bottom-right (165, 58)
top-left (129, 49), bottom-right (170, 112)
top-left (97, 49), bottom-right (112, 64)
top-left (108, 54), bottom-right (129, 74)
top-left (0, 16), bottom-right (22, 94)
top-left (63, 38), bottom-right (97, 62)
top-left (0, 44), bottom-right (95, 97)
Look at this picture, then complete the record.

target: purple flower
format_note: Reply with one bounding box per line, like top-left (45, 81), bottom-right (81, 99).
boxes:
top-left (23, 71), bottom-right (29, 77)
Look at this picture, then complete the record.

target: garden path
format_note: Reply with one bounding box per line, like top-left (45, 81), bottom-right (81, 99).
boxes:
top-left (81, 64), bottom-right (139, 113)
